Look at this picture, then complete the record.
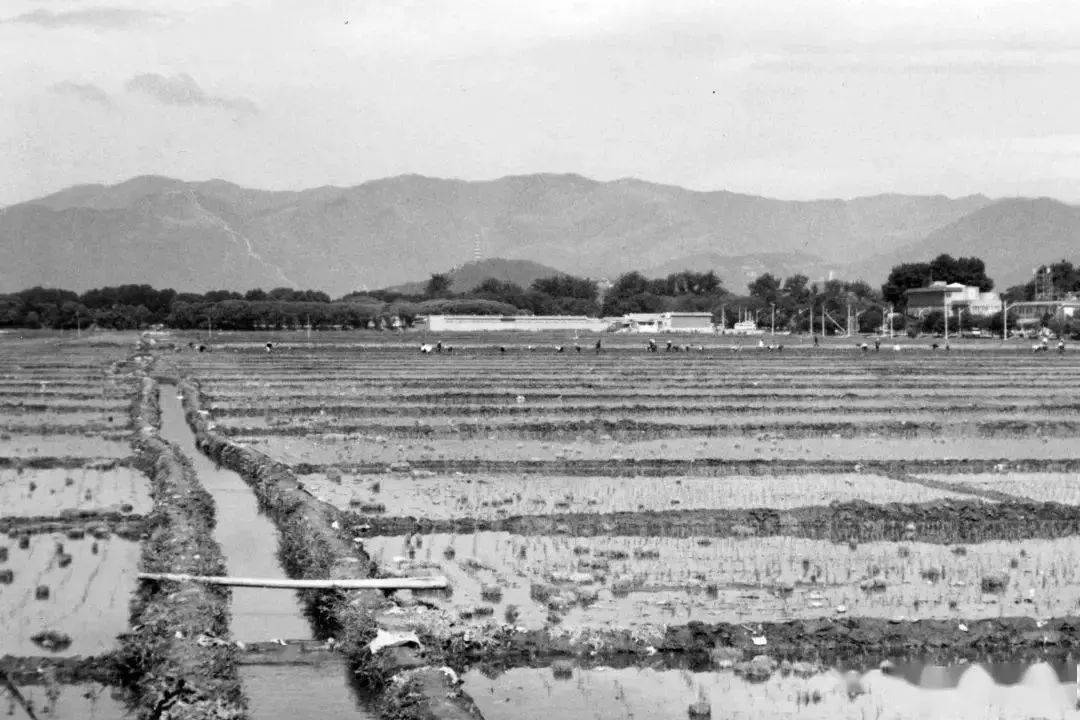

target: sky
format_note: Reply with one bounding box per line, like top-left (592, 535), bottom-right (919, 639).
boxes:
top-left (4, 0), bottom-right (1080, 205)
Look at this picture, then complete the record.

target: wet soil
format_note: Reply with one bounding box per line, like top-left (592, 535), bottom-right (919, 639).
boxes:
top-left (367, 532), bottom-right (1080, 628)
top-left (0, 435), bottom-right (132, 459)
top-left (0, 466), bottom-right (152, 517)
top-left (300, 471), bottom-right (970, 521)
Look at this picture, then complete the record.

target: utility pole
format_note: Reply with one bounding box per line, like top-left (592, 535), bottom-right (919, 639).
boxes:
top-left (75, 309), bottom-right (81, 339)
top-left (770, 303), bottom-right (775, 335)
top-left (809, 304), bottom-right (814, 340)
top-left (888, 304), bottom-right (894, 339)
top-left (821, 304), bottom-right (826, 338)
top-left (1002, 301), bottom-right (1008, 342)
top-left (306, 314), bottom-right (312, 340)
top-left (846, 301), bottom-right (852, 337)
top-left (943, 296), bottom-right (949, 344)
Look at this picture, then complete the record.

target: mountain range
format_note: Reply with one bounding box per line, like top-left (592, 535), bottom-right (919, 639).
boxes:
top-left (1, 173), bottom-right (1077, 296)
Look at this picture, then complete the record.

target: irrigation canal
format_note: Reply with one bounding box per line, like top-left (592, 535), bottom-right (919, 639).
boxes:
top-left (158, 385), bottom-right (376, 719)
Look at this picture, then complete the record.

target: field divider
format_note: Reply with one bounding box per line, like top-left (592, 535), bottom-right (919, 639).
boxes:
top-left (0, 655), bottom-right (118, 686)
top-left (0, 456), bottom-right (137, 470)
top-left (356, 499), bottom-right (1080, 544)
top-left (882, 470), bottom-right (1037, 504)
top-left (0, 512), bottom-right (145, 539)
top-left (176, 373), bottom-right (486, 720)
top-left (430, 614), bottom-right (1080, 673)
top-left (293, 456), bottom-right (1080, 477)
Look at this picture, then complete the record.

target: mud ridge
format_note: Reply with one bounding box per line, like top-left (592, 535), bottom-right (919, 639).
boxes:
top-left (0, 654), bottom-right (121, 686)
top-left (0, 513), bottom-right (145, 539)
top-left (0, 456), bottom-right (137, 470)
top-left (356, 497), bottom-right (1080, 544)
top-left (433, 615), bottom-right (1080, 675)
top-left (179, 375), bottom-right (485, 720)
top-left (296, 457), bottom-right (1080, 477)
top-left (221, 418), bottom-right (1080, 440)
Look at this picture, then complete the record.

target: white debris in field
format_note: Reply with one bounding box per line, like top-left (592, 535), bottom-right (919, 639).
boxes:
top-left (368, 629), bottom-right (422, 653)
top-left (439, 666), bottom-right (460, 684)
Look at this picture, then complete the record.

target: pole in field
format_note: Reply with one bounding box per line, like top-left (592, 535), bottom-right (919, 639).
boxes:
top-left (943, 296), bottom-right (949, 344)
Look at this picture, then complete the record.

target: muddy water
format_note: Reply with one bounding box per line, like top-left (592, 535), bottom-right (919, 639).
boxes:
top-left (465, 661), bottom-right (1080, 720)
top-left (0, 533), bottom-right (139, 655)
top-left (157, 386), bottom-right (310, 643)
top-left (5, 682), bottom-right (127, 719)
top-left (239, 661), bottom-right (376, 719)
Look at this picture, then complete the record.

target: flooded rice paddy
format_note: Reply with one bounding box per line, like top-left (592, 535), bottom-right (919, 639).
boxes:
top-left (0, 532), bottom-right (139, 655)
top-left (464, 660), bottom-right (1080, 720)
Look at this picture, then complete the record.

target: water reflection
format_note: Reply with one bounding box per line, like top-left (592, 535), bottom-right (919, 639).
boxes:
top-left (465, 658), bottom-right (1080, 720)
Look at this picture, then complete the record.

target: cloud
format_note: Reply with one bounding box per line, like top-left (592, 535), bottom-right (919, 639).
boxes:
top-left (125, 73), bottom-right (258, 114)
top-left (49, 81), bottom-right (114, 108)
top-left (6, 7), bottom-right (160, 29)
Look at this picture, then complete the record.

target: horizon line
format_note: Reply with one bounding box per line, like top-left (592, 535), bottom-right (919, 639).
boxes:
top-left (9, 170), bottom-right (1057, 209)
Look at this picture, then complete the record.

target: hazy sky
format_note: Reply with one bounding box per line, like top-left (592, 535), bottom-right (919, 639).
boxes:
top-left (4, 0), bottom-right (1080, 205)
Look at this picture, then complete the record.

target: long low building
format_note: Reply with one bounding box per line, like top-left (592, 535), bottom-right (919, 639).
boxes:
top-left (611, 312), bottom-right (716, 333)
top-left (425, 314), bottom-right (611, 332)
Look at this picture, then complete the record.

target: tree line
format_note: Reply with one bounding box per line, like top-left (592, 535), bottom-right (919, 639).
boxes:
top-left (2, 254), bottom-right (1075, 335)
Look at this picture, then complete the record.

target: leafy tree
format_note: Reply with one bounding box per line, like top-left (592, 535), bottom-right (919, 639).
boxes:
top-left (747, 273), bottom-right (781, 304)
top-left (882, 262), bottom-right (931, 308)
top-left (928, 254), bottom-right (993, 291)
top-left (530, 275), bottom-right (598, 300)
top-left (425, 273), bottom-right (452, 298)
top-left (204, 289), bottom-right (241, 303)
top-left (781, 274), bottom-right (811, 305)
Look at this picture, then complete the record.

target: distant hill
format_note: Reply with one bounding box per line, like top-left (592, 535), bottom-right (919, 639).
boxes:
top-left (384, 258), bottom-right (569, 294)
top-left (1, 172), bottom-right (1070, 295)
top-left (852, 198), bottom-right (1080, 289)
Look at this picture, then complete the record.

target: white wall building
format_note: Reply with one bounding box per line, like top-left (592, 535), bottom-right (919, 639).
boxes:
top-left (426, 315), bottom-right (609, 332)
top-left (658, 312), bottom-right (715, 333)
top-left (906, 282), bottom-right (1002, 317)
